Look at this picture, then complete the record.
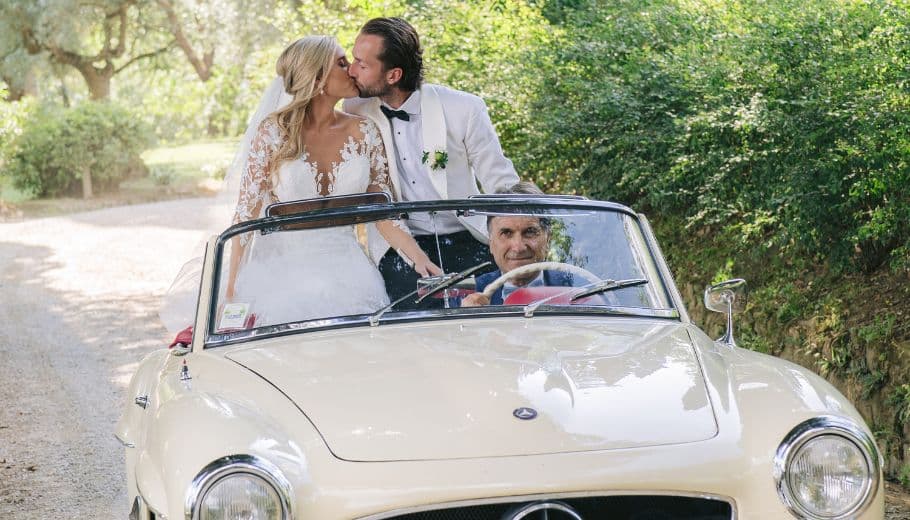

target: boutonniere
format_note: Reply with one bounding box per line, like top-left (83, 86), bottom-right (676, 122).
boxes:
top-left (421, 149), bottom-right (448, 170)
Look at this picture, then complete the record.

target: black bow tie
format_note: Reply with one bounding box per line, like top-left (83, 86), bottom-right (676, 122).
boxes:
top-left (380, 105), bottom-right (410, 122)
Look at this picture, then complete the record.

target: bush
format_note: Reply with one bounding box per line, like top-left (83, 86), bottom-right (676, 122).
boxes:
top-left (150, 164), bottom-right (178, 186)
top-left (0, 84), bottom-right (36, 170)
top-left (201, 158), bottom-right (230, 181)
top-left (519, 0), bottom-right (910, 273)
top-left (405, 0), bottom-right (555, 176)
top-left (6, 102), bottom-right (154, 198)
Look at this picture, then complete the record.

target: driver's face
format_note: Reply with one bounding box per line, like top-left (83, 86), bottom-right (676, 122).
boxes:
top-left (488, 216), bottom-right (550, 286)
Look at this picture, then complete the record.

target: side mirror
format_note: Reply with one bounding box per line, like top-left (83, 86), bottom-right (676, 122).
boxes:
top-left (704, 278), bottom-right (747, 347)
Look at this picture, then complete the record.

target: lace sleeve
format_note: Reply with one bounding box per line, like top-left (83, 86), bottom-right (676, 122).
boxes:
top-left (359, 118), bottom-right (409, 256)
top-left (232, 119), bottom-right (280, 243)
top-left (361, 118), bottom-right (394, 198)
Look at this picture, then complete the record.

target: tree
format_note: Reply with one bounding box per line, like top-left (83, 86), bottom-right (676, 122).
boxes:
top-left (3, 0), bottom-right (173, 100)
top-left (155, 0), bottom-right (216, 82)
top-left (0, 15), bottom-right (37, 101)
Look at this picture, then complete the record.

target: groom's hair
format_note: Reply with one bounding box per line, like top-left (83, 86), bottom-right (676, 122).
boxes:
top-left (360, 17), bottom-right (424, 92)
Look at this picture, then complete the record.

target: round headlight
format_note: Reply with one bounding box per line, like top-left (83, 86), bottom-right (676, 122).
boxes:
top-left (200, 473), bottom-right (282, 520)
top-left (775, 416), bottom-right (880, 519)
top-left (187, 455), bottom-right (291, 520)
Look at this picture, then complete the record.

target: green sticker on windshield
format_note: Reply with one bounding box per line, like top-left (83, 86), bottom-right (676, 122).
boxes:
top-left (220, 303), bottom-right (250, 330)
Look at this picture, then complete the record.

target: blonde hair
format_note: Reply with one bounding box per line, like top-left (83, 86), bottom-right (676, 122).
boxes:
top-left (268, 36), bottom-right (339, 179)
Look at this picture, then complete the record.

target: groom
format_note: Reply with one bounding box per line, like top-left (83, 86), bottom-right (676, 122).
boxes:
top-left (344, 17), bottom-right (519, 304)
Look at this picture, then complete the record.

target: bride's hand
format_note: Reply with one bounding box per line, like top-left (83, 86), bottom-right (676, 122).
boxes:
top-left (414, 257), bottom-right (443, 277)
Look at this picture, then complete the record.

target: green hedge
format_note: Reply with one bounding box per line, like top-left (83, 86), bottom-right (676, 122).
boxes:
top-left (5, 102), bottom-right (154, 197)
top-left (518, 0), bottom-right (910, 273)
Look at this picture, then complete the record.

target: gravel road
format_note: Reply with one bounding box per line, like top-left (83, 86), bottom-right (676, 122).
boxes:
top-left (0, 197), bottom-right (907, 519)
top-left (0, 198), bottom-right (214, 518)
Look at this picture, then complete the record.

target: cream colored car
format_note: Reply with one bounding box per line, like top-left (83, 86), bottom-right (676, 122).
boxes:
top-left (117, 195), bottom-right (883, 520)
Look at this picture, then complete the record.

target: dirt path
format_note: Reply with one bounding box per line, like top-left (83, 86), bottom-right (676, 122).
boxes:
top-left (0, 198), bottom-right (215, 518)
top-left (0, 197), bottom-right (908, 518)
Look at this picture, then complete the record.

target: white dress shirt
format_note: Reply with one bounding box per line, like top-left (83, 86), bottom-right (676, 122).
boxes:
top-left (383, 91), bottom-right (465, 236)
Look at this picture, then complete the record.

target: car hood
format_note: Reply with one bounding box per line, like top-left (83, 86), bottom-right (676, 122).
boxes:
top-left (225, 317), bottom-right (717, 461)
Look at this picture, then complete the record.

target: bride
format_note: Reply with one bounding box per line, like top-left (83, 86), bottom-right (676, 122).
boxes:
top-left (223, 36), bottom-right (441, 327)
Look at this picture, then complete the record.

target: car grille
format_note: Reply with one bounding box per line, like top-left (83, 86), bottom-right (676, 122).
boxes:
top-left (381, 495), bottom-right (733, 520)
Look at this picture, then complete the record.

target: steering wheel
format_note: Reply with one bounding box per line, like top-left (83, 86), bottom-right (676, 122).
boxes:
top-left (481, 261), bottom-right (602, 299)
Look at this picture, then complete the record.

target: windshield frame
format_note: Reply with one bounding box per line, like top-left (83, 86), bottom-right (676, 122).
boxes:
top-left (204, 197), bottom-right (681, 348)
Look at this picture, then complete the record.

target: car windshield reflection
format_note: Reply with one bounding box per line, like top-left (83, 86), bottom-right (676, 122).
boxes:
top-left (206, 199), bottom-right (676, 344)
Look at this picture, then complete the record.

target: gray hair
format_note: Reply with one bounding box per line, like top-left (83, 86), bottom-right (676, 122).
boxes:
top-left (487, 181), bottom-right (550, 231)
top-left (495, 181), bottom-right (544, 196)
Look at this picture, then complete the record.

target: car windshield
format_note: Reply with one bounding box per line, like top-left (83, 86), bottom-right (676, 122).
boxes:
top-left (206, 199), bottom-right (676, 344)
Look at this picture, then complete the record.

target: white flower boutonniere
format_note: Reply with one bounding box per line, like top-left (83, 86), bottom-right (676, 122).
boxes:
top-left (421, 149), bottom-right (448, 171)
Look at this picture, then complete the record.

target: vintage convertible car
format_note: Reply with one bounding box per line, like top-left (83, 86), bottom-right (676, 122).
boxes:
top-left (117, 194), bottom-right (884, 520)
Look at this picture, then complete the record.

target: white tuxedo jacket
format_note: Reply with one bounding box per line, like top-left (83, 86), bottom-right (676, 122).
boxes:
top-left (343, 84), bottom-right (519, 242)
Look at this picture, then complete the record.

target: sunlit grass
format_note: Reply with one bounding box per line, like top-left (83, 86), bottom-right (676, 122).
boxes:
top-left (141, 138), bottom-right (237, 181)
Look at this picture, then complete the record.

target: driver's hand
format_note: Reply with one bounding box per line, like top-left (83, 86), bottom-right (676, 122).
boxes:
top-left (414, 258), bottom-right (443, 277)
top-left (461, 293), bottom-right (491, 307)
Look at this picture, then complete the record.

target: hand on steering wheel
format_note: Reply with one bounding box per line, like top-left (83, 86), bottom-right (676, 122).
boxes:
top-left (481, 262), bottom-right (601, 299)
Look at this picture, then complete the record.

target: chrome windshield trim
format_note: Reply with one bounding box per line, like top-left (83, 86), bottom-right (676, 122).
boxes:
top-left (185, 454), bottom-right (292, 520)
top-left (638, 214), bottom-right (690, 323)
top-left (468, 193), bottom-right (589, 200)
top-left (356, 490), bottom-right (737, 520)
top-left (204, 306), bottom-right (679, 348)
top-left (773, 415), bottom-right (881, 520)
top-left (216, 198), bottom-right (640, 247)
top-left (206, 198), bottom-right (675, 344)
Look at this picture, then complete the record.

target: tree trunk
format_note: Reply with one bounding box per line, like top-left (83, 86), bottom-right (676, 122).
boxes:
top-left (3, 83), bottom-right (25, 102)
top-left (19, 4), bottom-right (171, 101)
top-left (59, 79), bottom-right (71, 108)
top-left (23, 69), bottom-right (37, 98)
top-left (80, 68), bottom-right (112, 100)
top-left (156, 0), bottom-right (215, 82)
top-left (81, 167), bottom-right (93, 199)
top-left (1, 69), bottom-right (37, 101)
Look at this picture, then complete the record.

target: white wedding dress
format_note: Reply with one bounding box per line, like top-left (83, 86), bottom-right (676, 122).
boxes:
top-left (230, 117), bottom-right (392, 327)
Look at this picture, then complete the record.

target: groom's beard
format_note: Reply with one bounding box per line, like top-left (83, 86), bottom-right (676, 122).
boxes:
top-left (356, 81), bottom-right (392, 99)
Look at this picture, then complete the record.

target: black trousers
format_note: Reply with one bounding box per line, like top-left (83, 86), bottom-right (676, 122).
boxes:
top-left (379, 230), bottom-right (494, 310)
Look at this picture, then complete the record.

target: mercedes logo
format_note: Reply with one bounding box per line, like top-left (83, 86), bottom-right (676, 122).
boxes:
top-left (513, 407), bottom-right (538, 420)
top-left (505, 501), bottom-right (583, 520)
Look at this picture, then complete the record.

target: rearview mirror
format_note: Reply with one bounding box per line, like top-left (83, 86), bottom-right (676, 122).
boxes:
top-left (262, 192), bottom-right (394, 233)
top-left (704, 278), bottom-right (747, 314)
top-left (266, 192), bottom-right (391, 217)
top-left (704, 278), bottom-right (747, 346)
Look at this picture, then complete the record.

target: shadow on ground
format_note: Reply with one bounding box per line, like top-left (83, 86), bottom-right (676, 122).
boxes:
top-left (0, 240), bottom-right (170, 518)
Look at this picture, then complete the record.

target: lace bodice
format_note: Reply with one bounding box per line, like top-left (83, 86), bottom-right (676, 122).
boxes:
top-left (228, 117), bottom-right (394, 325)
top-left (233, 117), bottom-right (392, 227)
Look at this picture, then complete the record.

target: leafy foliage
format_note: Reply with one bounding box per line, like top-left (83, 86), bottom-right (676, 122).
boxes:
top-left (520, 0), bottom-right (910, 273)
top-left (1, 0), bottom-right (174, 100)
top-left (0, 83), bottom-right (36, 167)
top-left (5, 102), bottom-right (153, 197)
top-left (406, 0), bottom-right (555, 183)
top-left (2, 0), bottom-right (908, 272)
